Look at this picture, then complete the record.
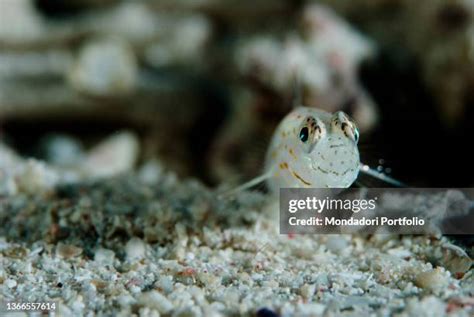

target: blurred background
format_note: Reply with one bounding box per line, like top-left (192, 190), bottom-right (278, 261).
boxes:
top-left (1, 0), bottom-right (474, 193)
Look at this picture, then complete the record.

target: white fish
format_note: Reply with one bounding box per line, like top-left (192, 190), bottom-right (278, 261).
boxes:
top-left (265, 106), bottom-right (360, 190)
top-left (224, 106), bottom-right (403, 196)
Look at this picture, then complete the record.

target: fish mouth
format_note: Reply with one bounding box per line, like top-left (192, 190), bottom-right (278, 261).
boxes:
top-left (288, 166), bottom-right (312, 186)
top-left (314, 165), bottom-right (357, 177)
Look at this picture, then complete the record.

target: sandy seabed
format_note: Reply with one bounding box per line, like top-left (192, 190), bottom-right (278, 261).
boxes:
top-left (0, 172), bottom-right (472, 317)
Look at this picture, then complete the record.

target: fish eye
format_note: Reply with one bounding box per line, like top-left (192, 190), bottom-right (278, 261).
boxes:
top-left (297, 116), bottom-right (326, 152)
top-left (331, 111), bottom-right (359, 143)
top-left (299, 127), bottom-right (309, 143)
top-left (354, 128), bottom-right (359, 143)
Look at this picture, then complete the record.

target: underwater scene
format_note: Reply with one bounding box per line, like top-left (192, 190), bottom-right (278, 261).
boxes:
top-left (0, 0), bottom-right (473, 316)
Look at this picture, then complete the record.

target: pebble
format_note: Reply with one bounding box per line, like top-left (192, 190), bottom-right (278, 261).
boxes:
top-left (173, 306), bottom-right (203, 317)
top-left (70, 295), bottom-right (86, 314)
top-left (299, 283), bottom-right (316, 299)
top-left (441, 243), bottom-right (473, 275)
top-left (156, 275), bottom-right (174, 294)
top-left (138, 160), bottom-right (164, 185)
top-left (144, 15), bottom-right (211, 68)
top-left (125, 238), bottom-right (146, 260)
top-left (5, 279), bottom-right (17, 288)
top-left (137, 291), bottom-right (173, 314)
top-left (82, 131), bottom-right (139, 178)
top-left (296, 303), bottom-right (326, 315)
top-left (0, 176), bottom-right (17, 196)
top-left (138, 307), bottom-right (160, 317)
top-left (415, 268), bottom-right (450, 293)
top-left (56, 243), bottom-right (83, 259)
top-left (0, 0), bottom-right (44, 43)
top-left (39, 134), bottom-right (84, 167)
top-left (94, 248), bottom-right (116, 264)
top-left (325, 235), bottom-right (349, 254)
top-left (118, 294), bottom-right (136, 308)
top-left (15, 159), bottom-right (59, 194)
top-left (404, 296), bottom-right (447, 317)
top-left (68, 38), bottom-right (137, 96)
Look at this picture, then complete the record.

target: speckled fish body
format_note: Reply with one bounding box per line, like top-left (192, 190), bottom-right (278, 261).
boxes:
top-left (265, 107), bottom-right (360, 191)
